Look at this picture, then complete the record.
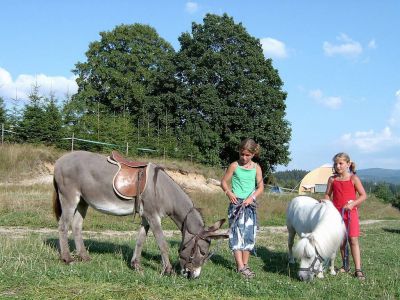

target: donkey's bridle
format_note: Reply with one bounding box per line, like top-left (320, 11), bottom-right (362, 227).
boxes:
top-left (179, 207), bottom-right (211, 272)
top-left (298, 248), bottom-right (325, 275)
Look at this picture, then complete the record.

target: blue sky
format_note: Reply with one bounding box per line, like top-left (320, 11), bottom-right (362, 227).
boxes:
top-left (1, 1), bottom-right (399, 171)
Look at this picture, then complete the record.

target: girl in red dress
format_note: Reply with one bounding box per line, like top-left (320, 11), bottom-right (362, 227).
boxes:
top-left (323, 152), bottom-right (367, 280)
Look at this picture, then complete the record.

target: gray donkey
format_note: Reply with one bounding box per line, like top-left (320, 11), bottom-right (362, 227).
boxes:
top-left (53, 151), bottom-right (228, 278)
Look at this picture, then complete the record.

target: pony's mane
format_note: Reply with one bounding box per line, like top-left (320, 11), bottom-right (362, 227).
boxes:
top-left (293, 237), bottom-right (315, 259)
top-left (311, 201), bottom-right (345, 259)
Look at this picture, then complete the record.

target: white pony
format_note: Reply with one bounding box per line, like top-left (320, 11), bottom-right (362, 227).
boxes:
top-left (286, 196), bottom-right (345, 281)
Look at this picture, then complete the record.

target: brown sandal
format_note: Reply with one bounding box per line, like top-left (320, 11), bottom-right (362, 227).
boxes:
top-left (354, 269), bottom-right (366, 280)
top-left (338, 265), bottom-right (350, 273)
top-left (238, 267), bottom-right (255, 279)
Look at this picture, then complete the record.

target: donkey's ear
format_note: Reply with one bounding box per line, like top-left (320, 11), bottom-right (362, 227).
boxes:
top-left (203, 231), bottom-right (229, 240)
top-left (207, 219), bottom-right (226, 232)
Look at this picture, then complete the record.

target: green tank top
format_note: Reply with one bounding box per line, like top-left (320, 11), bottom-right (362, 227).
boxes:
top-left (232, 163), bottom-right (257, 199)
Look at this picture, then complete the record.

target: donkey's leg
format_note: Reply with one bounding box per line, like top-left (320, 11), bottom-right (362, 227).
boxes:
top-left (287, 226), bottom-right (296, 264)
top-left (148, 215), bottom-right (173, 275)
top-left (72, 199), bottom-right (90, 261)
top-left (58, 192), bottom-right (79, 264)
top-left (131, 217), bottom-right (150, 271)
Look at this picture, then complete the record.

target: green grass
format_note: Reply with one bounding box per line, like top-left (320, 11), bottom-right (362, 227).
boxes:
top-left (2, 183), bottom-right (399, 231)
top-left (0, 221), bottom-right (399, 299)
top-left (1, 144), bottom-right (400, 298)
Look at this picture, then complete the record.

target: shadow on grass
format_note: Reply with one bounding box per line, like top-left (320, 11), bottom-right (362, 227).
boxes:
top-left (256, 245), bottom-right (298, 279)
top-left (44, 237), bottom-right (182, 272)
top-left (382, 228), bottom-right (400, 234)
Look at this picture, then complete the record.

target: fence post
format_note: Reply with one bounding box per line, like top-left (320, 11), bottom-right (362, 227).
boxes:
top-left (1, 123), bottom-right (3, 146)
top-left (71, 132), bottom-right (75, 151)
top-left (126, 142), bottom-right (129, 156)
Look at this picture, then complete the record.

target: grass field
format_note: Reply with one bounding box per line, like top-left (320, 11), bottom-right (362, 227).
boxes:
top-left (1, 144), bottom-right (400, 299)
top-left (0, 220), bottom-right (399, 299)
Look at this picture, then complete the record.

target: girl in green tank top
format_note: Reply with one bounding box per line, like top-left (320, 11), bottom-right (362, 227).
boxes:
top-left (220, 138), bottom-right (264, 279)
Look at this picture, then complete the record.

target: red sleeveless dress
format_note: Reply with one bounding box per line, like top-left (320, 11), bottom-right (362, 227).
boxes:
top-left (332, 176), bottom-right (360, 237)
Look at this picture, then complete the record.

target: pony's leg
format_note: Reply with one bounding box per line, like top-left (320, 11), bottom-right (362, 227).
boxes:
top-left (329, 252), bottom-right (337, 275)
top-left (58, 192), bottom-right (79, 264)
top-left (131, 217), bottom-right (150, 271)
top-left (71, 200), bottom-right (90, 261)
top-left (317, 264), bottom-right (324, 278)
top-left (287, 226), bottom-right (296, 264)
top-left (148, 215), bottom-right (173, 275)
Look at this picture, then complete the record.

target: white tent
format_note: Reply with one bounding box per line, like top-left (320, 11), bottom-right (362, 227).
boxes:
top-left (299, 164), bottom-right (333, 194)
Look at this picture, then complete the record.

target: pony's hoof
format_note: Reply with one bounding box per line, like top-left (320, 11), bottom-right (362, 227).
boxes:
top-left (317, 272), bottom-right (324, 279)
top-left (330, 270), bottom-right (337, 276)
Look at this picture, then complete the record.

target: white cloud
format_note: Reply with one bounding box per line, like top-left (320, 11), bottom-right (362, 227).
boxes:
top-left (309, 89), bottom-right (342, 109)
top-left (388, 90), bottom-right (400, 127)
top-left (0, 67), bottom-right (77, 105)
top-left (185, 2), bottom-right (199, 14)
top-left (323, 33), bottom-right (363, 58)
top-left (260, 37), bottom-right (288, 59)
top-left (340, 127), bottom-right (400, 153)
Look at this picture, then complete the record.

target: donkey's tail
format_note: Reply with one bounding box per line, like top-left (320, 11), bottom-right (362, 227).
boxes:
top-left (52, 176), bottom-right (62, 221)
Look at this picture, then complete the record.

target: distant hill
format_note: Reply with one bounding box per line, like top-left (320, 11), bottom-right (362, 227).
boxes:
top-left (357, 168), bottom-right (400, 185)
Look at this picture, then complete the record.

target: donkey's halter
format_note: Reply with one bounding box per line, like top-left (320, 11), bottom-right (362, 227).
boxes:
top-left (298, 248), bottom-right (325, 275)
top-left (179, 207), bottom-right (211, 272)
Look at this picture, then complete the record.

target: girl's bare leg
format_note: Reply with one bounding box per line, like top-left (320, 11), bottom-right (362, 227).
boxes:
top-left (349, 237), bottom-right (361, 270)
top-left (234, 250), bottom-right (244, 270)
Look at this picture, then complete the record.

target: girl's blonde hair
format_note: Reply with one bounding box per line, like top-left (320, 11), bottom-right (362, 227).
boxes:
top-left (332, 152), bottom-right (356, 174)
top-left (239, 138), bottom-right (261, 158)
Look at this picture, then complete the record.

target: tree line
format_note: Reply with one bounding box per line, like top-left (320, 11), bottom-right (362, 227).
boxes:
top-left (0, 13), bottom-right (291, 172)
top-left (273, 169), bottom-right (400, 210)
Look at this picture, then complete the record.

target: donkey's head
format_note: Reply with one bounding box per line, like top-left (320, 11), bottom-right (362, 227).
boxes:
top-left (293, 233), bottom-right (324, 281)
top-left (179, 218), bottom-right (228, 279)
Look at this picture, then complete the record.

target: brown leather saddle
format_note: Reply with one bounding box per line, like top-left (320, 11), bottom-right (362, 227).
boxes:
top-left (108, 151), bottom-right (148, 200)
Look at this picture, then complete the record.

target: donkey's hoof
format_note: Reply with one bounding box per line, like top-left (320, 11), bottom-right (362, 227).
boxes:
top-left (161, 265), bottom-right (174, 276)
top-left (61, 256), bottom-right (75, 265)
top-left (79, 254), bottom-right (91, 262)
top-left (131, 260), bottom-right (143, 272)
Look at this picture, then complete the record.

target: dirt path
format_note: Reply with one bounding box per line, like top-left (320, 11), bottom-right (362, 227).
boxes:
top-left (0, 220), bottom-right (390, 239)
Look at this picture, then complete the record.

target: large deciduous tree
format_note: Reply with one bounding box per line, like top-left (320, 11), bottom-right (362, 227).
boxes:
top-left (175, 14), bottom-right (291, 170)
top-left (72, 23), bottom-right (177, 146)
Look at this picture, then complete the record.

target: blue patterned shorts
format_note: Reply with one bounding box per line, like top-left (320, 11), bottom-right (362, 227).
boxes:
top-left (228, 198), bottom-right (257, 253)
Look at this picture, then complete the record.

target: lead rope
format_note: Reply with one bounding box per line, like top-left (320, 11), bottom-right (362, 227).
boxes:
top-left (208, 171), bottom-right (268, 262)
top-left (341, 208), bottom-right (351, 271)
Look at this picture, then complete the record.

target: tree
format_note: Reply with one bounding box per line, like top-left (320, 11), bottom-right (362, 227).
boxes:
top-left (0, 96), bottom-right (6, 125)
top-left (72, 23), bottom-right (177, 146)
top-left (19, 82), bottom-right (47, 143)
top-left (373, 183), bottom-right (394, 203)
top-left (175, 13), bottom-right (291, 170)
top-left (42, 92), bottom-right (63, 145)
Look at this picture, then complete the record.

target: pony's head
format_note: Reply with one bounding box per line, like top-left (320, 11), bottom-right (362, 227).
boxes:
top-left (179, 218), bottom-right (228, 279)
top-left (292, 233), bottom-right (323, 281)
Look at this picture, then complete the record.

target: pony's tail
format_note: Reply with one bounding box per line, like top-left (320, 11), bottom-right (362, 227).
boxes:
top-left (52, 177), bottom-right (62, 221)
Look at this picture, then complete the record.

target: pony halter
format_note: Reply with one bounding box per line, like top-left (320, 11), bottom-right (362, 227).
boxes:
top-left (298, 248), bottom-right (325, 275)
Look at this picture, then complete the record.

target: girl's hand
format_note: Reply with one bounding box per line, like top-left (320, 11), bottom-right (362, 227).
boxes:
top-left (226, 191), bottom-right (238, 205)
top-left (243, 197), bottom-right (253, 207)
top-left (344, 200), bottom-right (355, 211)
